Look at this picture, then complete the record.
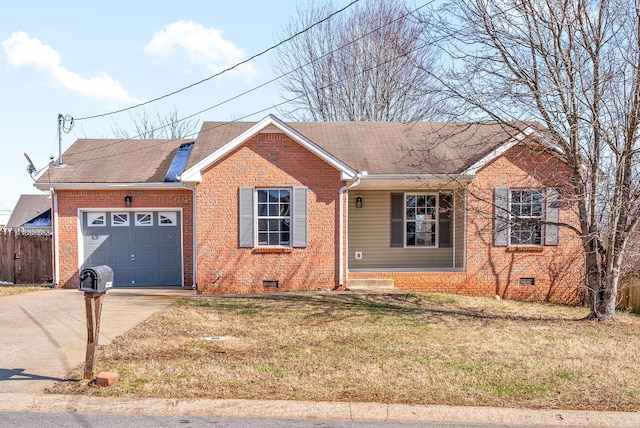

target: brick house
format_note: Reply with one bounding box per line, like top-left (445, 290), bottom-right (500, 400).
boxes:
top-left (35, 115), bottom-right (584, 303)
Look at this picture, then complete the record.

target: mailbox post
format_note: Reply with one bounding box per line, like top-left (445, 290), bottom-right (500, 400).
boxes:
top-left (79, 265), bottom-right (113, 380)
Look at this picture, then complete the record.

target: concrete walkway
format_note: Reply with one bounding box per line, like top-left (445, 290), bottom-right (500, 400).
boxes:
top-left (0, 287), bottom-right (193, 394)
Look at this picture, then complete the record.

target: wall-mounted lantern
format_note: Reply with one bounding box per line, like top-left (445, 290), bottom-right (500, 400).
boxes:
top-left (355, 195), bottom-right (363, 209)
top-left (124, 195), bottom-right (132, 207)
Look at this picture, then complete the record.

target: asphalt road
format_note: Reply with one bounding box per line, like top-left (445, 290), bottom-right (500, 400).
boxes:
top-left (0, 412), bottom-right (519, 428)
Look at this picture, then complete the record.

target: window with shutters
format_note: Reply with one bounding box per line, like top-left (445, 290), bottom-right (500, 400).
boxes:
top-left (510, 189), bottom-right (544, 245)
top-left (239, 187), bottom-right (307, 248)
top-left (494, 187), bottom-right (559, 247)
top-left (257, 189), bottom-right (291, 246)
top-left (390, 193), bottom-right (453, 248)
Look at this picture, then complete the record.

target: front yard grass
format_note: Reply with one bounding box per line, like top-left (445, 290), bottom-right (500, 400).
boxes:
top-left (49, 292), bottom-right (640, 411)
top-left (0, 284), bottom-right (49, 296)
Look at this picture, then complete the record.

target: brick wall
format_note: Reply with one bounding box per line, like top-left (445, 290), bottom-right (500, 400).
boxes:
top-left (349, 143), bottom-right (585, 304)
top-left (54, 189), bottom-right (194, 288)
top-left (195, 132), bottom-right (344, 294)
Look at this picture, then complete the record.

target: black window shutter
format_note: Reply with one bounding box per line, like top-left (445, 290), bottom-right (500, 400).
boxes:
top-left (390, 193), bottom-right (404, 247)
top-left (238, 187), bottom-right (254, 247)
top-left (494, 188), bottom-right (509, 247)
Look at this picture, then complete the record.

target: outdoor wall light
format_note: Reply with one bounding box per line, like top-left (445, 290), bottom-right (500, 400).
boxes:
top-left (124, 195), bottom-right (132, 207)
top-left (355, 195), bottom-right (363, 208)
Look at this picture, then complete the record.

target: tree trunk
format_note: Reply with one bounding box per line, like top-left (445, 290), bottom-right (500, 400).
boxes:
top-left (583, 245), bottom-right (617, 321)
top-left (597, 278), bottom-right (618, 321)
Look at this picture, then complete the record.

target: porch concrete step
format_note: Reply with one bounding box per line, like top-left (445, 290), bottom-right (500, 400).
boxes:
top-left (347, 278), bottom-right (395, 291)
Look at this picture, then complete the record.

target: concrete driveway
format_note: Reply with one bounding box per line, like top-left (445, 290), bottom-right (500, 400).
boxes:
top-left (0, 287), bottom-right (194, 393)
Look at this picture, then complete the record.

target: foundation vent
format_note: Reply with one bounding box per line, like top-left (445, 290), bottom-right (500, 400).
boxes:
top-left (519, 277), bottom-right (535, 286)
top-left (263, 280), bottom-right (279, 290)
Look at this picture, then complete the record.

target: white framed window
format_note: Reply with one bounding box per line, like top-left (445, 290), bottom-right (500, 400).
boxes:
top-left (390, 193), bottom-right (453, 248)
top-left (239, 187), bottom-right (307, 248)
top-left (87, 212), bottom-right (106, 227)
top-left (135, 212), bottom-right (153, 226)
top-left (257, 188), bottom-right (291, 246)
top-left (494, 187), bottom-right (559, 247)
top-left (159, 212), bottom-right (177, 226)
top-left (510, 189), bottom-right (543, 246)
top-left (405, 194), bottom-right (437, 247)
top-left (111, 213), bottom-right (130, 227)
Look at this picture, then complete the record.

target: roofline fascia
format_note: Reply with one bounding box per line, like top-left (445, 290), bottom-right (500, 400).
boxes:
top-left (350, 173), bottom-right (475, 182)
top-left (180, 114), bottom-right (358, 183)
top-left (34, 182), bottom-right (186, 191)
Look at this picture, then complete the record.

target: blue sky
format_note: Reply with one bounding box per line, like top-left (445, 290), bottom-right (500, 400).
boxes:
top-left (0, 0), bottom-right (351, 224)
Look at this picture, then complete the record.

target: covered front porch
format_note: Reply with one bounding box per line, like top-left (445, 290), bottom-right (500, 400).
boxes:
top-left (346, 177), bottom-right (468, 275)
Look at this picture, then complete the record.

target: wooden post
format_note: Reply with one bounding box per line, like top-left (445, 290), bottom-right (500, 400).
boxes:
top-left (84, 292), bottom-right (105, 380)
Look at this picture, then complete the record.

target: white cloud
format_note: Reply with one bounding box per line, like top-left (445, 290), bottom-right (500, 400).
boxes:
top-left (144, 20), bottom-right (256, 77)
top-left (2, 31), bottom-right (142, 107)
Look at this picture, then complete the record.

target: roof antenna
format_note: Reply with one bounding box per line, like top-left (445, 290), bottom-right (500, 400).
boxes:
top-left (24, 153), bottom-right (53, 181)
top-left (57, 113), bottom-right (73, 168)
top-left (24, 153), bottom-right (36, 177)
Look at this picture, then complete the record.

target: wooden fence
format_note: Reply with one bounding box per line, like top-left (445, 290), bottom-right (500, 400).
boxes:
top-left (619, 285), bottom-right (640, 314)
top-left (0, 228), bottom-right (52, 284)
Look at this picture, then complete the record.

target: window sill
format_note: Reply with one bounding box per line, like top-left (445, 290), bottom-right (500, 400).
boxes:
top-left (506, 246), bottom-right (544, 253)
top-left (252, 247), bottom-right (293, 254)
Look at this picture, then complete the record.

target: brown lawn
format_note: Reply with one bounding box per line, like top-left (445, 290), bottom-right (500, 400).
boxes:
top-left (48, 292), bottom-right (640, 412)
top-left (0, 285), bottom-right (49, 296)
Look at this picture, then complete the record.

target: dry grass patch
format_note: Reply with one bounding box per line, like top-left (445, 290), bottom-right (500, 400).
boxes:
top-left (0, 285), bottom-right (49, 296)
top-left (49, 293), bottom-right (640, 411)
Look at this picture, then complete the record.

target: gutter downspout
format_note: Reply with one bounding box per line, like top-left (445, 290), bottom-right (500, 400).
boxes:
top-left (51, 188), bottom-right (60, 286)
top-left (339, 177), bottom-right (361, 288)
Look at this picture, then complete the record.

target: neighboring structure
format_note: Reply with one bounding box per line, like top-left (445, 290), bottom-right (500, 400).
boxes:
top-left (5, 194), bottom-right (52, 233)
top-left (35, 115), bottom-right (584, 303)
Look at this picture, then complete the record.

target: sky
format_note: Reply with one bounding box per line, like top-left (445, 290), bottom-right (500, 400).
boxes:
top-left (0, 0), bottom-right (352, 224)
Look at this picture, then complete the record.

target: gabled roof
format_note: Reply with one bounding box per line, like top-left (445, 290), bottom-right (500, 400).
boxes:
top-left (181, 115), bottom-right (358, 182)
top-left (6, 194), bottom-right (51, 228)
top-left (35, 115), bottom-right (540, 187)
top-left (186, 117), bottom-right (530, 177)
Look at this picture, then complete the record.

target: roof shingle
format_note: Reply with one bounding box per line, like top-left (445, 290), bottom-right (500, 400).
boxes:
top-left (37, 119), bottom-right (531, 185)
top-left (6, 194), bottom-right (51, 228)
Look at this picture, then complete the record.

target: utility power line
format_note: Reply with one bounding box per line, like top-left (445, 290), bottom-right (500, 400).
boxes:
top-left (73, 0), bottom-right (361, 122)
top-left (61, 33), bottom-right (437, 164)
top-left (64, 0), bottom-right (434, 153)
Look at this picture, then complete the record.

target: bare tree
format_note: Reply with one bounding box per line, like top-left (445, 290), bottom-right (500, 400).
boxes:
top-left (430, 0), bottom-right (640, 320)
top-left (111, 107), bottom-right (200, 139)
top-left (273, 0), bottom-right (439, 122)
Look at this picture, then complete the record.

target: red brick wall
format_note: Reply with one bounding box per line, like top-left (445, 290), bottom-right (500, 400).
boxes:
top-left (350, 143), bottom-right (585, 304)
top-left (53, 189), bottom-right (194, 288)
top-left (195, 132), bottom-right (344, 294)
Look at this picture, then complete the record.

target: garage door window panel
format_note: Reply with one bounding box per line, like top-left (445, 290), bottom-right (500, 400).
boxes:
top-left (159, 212), bottom-right (177, 226)
top-left (87, 213), bottom-right (106, 227)
top-left (112, 213), bottom-right (130, 227)
top-left (135, 212), bottom-right (153, 226)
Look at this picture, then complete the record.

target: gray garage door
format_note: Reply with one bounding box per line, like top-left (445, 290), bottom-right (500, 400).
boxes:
top-left (82, 211), bottom-right (182, 286)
